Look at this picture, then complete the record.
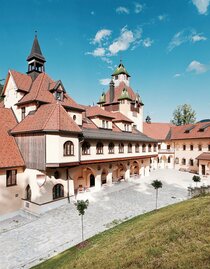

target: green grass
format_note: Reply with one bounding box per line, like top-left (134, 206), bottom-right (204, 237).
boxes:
top-left (32, 196), bottom-right (210, 269)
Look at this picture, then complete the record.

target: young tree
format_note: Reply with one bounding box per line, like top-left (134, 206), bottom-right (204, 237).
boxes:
top-left (75, 199), bottom-right (89, 243)
top-left (171, 104), bottom-right (196, 126)
top-left (151, 180), bottom-right (163, 210)
top-left (192, 175), bottom-right (201, 187)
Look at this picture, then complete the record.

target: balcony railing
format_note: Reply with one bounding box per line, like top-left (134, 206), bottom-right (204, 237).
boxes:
top-left (158, 149), bottom-right (175, 154)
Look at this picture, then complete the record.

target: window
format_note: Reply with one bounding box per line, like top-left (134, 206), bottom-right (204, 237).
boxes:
top-left (82, 141), bottom-right (90, 155)
top-left (198, 144), bottom-right (202, 151)
top-left (183, 145), bottom-right (186, 151)
top-left (142, 144), bottom-right (146, 152)
top-left (148, 144), bottom-right (152, 152)
top-left (189, 159), bottom-right (194, 166)
top-left (21, 107), bottom-right (26, 120)
top-left (135, 143), bottom-right (139, 153)
top-left (73, 115), bottom-right (76, 121)
top-left (56, 91), bottom-right (62, 101)
top-left (63, 141), bottom-right (74, 156)
top-left (119, 143), bottom-right (124, 153)
top-left (115, 75), bottom-right (118, 80)
top-left (190, 145), bottom-right (193, 151)
top-left (128, 143), bottom-right (132, 153)
top-left (158, 144), bottom-right (161, 150)
top-left (108, 142), bottom-right (115, 154)
top-left (182, 158), bottom-right (186, 165)
top-left (102, 120), bottom-right (105, 128)
top-left (26, 185), bottom-right (31, 201)
top-left (167, 145), bottom-right (170, 150)
top-left (53, 184), bottom-right (64, 200)
top-left (168, 156), bottom-right (171, 163)
top-left (208, 145), bottom-right (210, 151)
top-left (96, 142), bottom-right (103, 154)
top-left (175, 157), bottom-right (179, 164)
top-left (154, 144), bottom-right (157, 152)
top-left (6, 170), bottom-right (17, 186)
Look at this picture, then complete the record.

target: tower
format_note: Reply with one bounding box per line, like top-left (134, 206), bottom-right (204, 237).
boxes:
top-left (112, 61), bottom-right (130, 87)
top-left (27, 34), bottom-right (46, 80)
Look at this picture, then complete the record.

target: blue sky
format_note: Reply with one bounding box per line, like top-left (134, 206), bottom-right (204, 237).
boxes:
top-left (0, 0), bottom-right (210, 122)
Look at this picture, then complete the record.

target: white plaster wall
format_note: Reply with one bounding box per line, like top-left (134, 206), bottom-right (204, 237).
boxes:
top-left (68, 111), bottom-right (82, 126)
top-left (113, 74), bottom-right (130, 87)
top-left (46, 134), bottom-right (79, 163)
top-left (174, 139), bottom-right (210, 172)
top-left (0, 168), bottom-right (25, 215)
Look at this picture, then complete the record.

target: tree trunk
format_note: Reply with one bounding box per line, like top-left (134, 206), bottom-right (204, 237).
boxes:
top-left (81, 214), bottom-right (84, 242)
top-left (156, 189), bottom-right (158, 210)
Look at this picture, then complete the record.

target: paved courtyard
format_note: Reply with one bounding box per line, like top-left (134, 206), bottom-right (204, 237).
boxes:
top-left (0, 169), bottom-right (209, 269)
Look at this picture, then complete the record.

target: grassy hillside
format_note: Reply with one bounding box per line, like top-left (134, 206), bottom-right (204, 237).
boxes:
top-left (33, 195), bottom-right (210, 269)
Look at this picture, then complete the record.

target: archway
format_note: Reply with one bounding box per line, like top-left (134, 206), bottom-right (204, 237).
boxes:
top-left (90, 174), bottom-right (95, 187)
top-left (101, 169), bottom-right (108, 184)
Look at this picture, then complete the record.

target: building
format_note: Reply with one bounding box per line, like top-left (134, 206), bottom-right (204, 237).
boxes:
top-left (144, 120), bottom-right (210, 176)
top-left (0, 36), bottom-right (157, 218)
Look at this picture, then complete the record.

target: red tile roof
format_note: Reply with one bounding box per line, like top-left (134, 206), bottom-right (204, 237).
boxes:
top-left (105, 82), bottom-right (137, 104)
top-left (143, 122), bottom-right (173, 140)
top-left (170, 122), bottom-right (210, 140)
top-left (112, 112), bottom-right (133, 123)
top-left (85, 106), bottom-right (115, 119)
top-left (10, 70), bottom-right (32, 93)
top-left (11, 103), bottom-right (82, 134)
top-left (196, 152), bottom-right (210, 161)
top-left (0, 108), bottom-right (24, 168)
top-left (17, 73), bottom-right (84, 111)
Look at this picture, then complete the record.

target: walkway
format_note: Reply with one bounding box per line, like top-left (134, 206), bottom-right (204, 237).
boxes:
top-left (0, 169), bottom-right (209, 269)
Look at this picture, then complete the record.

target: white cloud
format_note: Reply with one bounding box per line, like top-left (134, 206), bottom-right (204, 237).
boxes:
top-left (187, 60), bottom-right (208, 74)
top-left (158, 14), bottom-right (167, 21)
top-left (116, 6), bottom-right (129, 14)
top-left (142, 38), bottom-right (153, 47)
top-left (134, 3), bottom-right (143, 13)
top-left (109, 26), bottom-right (142, 55)
top-left (191, 33), bottom-right (207, 42)
top-left (174, 73), bottom-right (181, 78)
top-left (86, 47), bottom-right (105, 57)
top-left (192, 0), bottom-right (210, 15)
top-left (168, 29), bottom-right (207, 51)
top-left (101, 57), bottom-right (112, 65)
top-left (93, 29), bottom-right (112, 44)
top-left (99, 78), bottom-right (110, 85)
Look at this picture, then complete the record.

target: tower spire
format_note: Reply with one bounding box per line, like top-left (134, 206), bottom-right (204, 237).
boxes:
top-left (27, 33), bottom-right (46, 80)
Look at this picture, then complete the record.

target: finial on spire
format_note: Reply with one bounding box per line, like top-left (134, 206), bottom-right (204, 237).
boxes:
top-left (35, 30), bottom-right (37, 36)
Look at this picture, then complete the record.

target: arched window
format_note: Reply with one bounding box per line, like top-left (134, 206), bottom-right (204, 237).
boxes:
top-left (128, 143), bottom-right (132, 153)
top-left (82, 141), bottom-right (90, 155)
top-left (190, 145), bottom-right (193, 151)
top-left (108, 142), bottom-right (115, 154)
top-left (183, 145), bottom-right (186, 151)
top-left (182, 158), bottom-right (186, 165)
top-left (142, 144), bottom-right (146, 152)
top-left (53, 184), bottom-right (64, 200)
top-left (148, 144), bottom-right (152, 152)
top-left (63, 141), bottom-right (74, 156)
top-left (168, 156), bottom-right (171, 163)
top-left (175, 157), bottom-right (179, 164)
top-left (198, 144), bottom-right (202, 151)
top-left (119, 143), bottom-right (124, 153)
top-left (96, 142), bottom-right (103, 154)
top-left (135, 143), bottom-right (139, 153)
top-left (26, 185), bottom-right (31, 201)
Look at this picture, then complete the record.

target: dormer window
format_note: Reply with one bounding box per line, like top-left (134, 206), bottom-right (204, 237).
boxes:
top-left (56, 91), bottom-right (62, 101)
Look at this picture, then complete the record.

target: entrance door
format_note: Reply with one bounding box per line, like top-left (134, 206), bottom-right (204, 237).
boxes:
top-left (90, 174), bottom-right (95, 187)
top-left (202, 165), bottom-right (206, 175)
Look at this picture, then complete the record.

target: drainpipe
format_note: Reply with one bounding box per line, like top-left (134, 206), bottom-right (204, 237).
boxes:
top-left (66, 169), bottom-right (70, 203)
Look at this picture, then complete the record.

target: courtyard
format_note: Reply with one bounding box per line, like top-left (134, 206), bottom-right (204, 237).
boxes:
top-left (0, 169), bottom-right (209, 269)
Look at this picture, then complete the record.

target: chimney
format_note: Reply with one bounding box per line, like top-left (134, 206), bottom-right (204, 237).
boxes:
top-left (109, 79), bottom-right (115, 103)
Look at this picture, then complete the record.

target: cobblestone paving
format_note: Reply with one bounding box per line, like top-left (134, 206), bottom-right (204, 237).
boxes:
top-left (0, 169), bottom-right (209, 269)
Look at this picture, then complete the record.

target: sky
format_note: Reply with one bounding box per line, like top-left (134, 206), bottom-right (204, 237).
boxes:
top-left (0, 0), bottom-right (210, 122)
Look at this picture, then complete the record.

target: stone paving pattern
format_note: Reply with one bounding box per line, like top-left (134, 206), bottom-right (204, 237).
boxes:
top-left (1, 169), bottom-right (210, 269)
